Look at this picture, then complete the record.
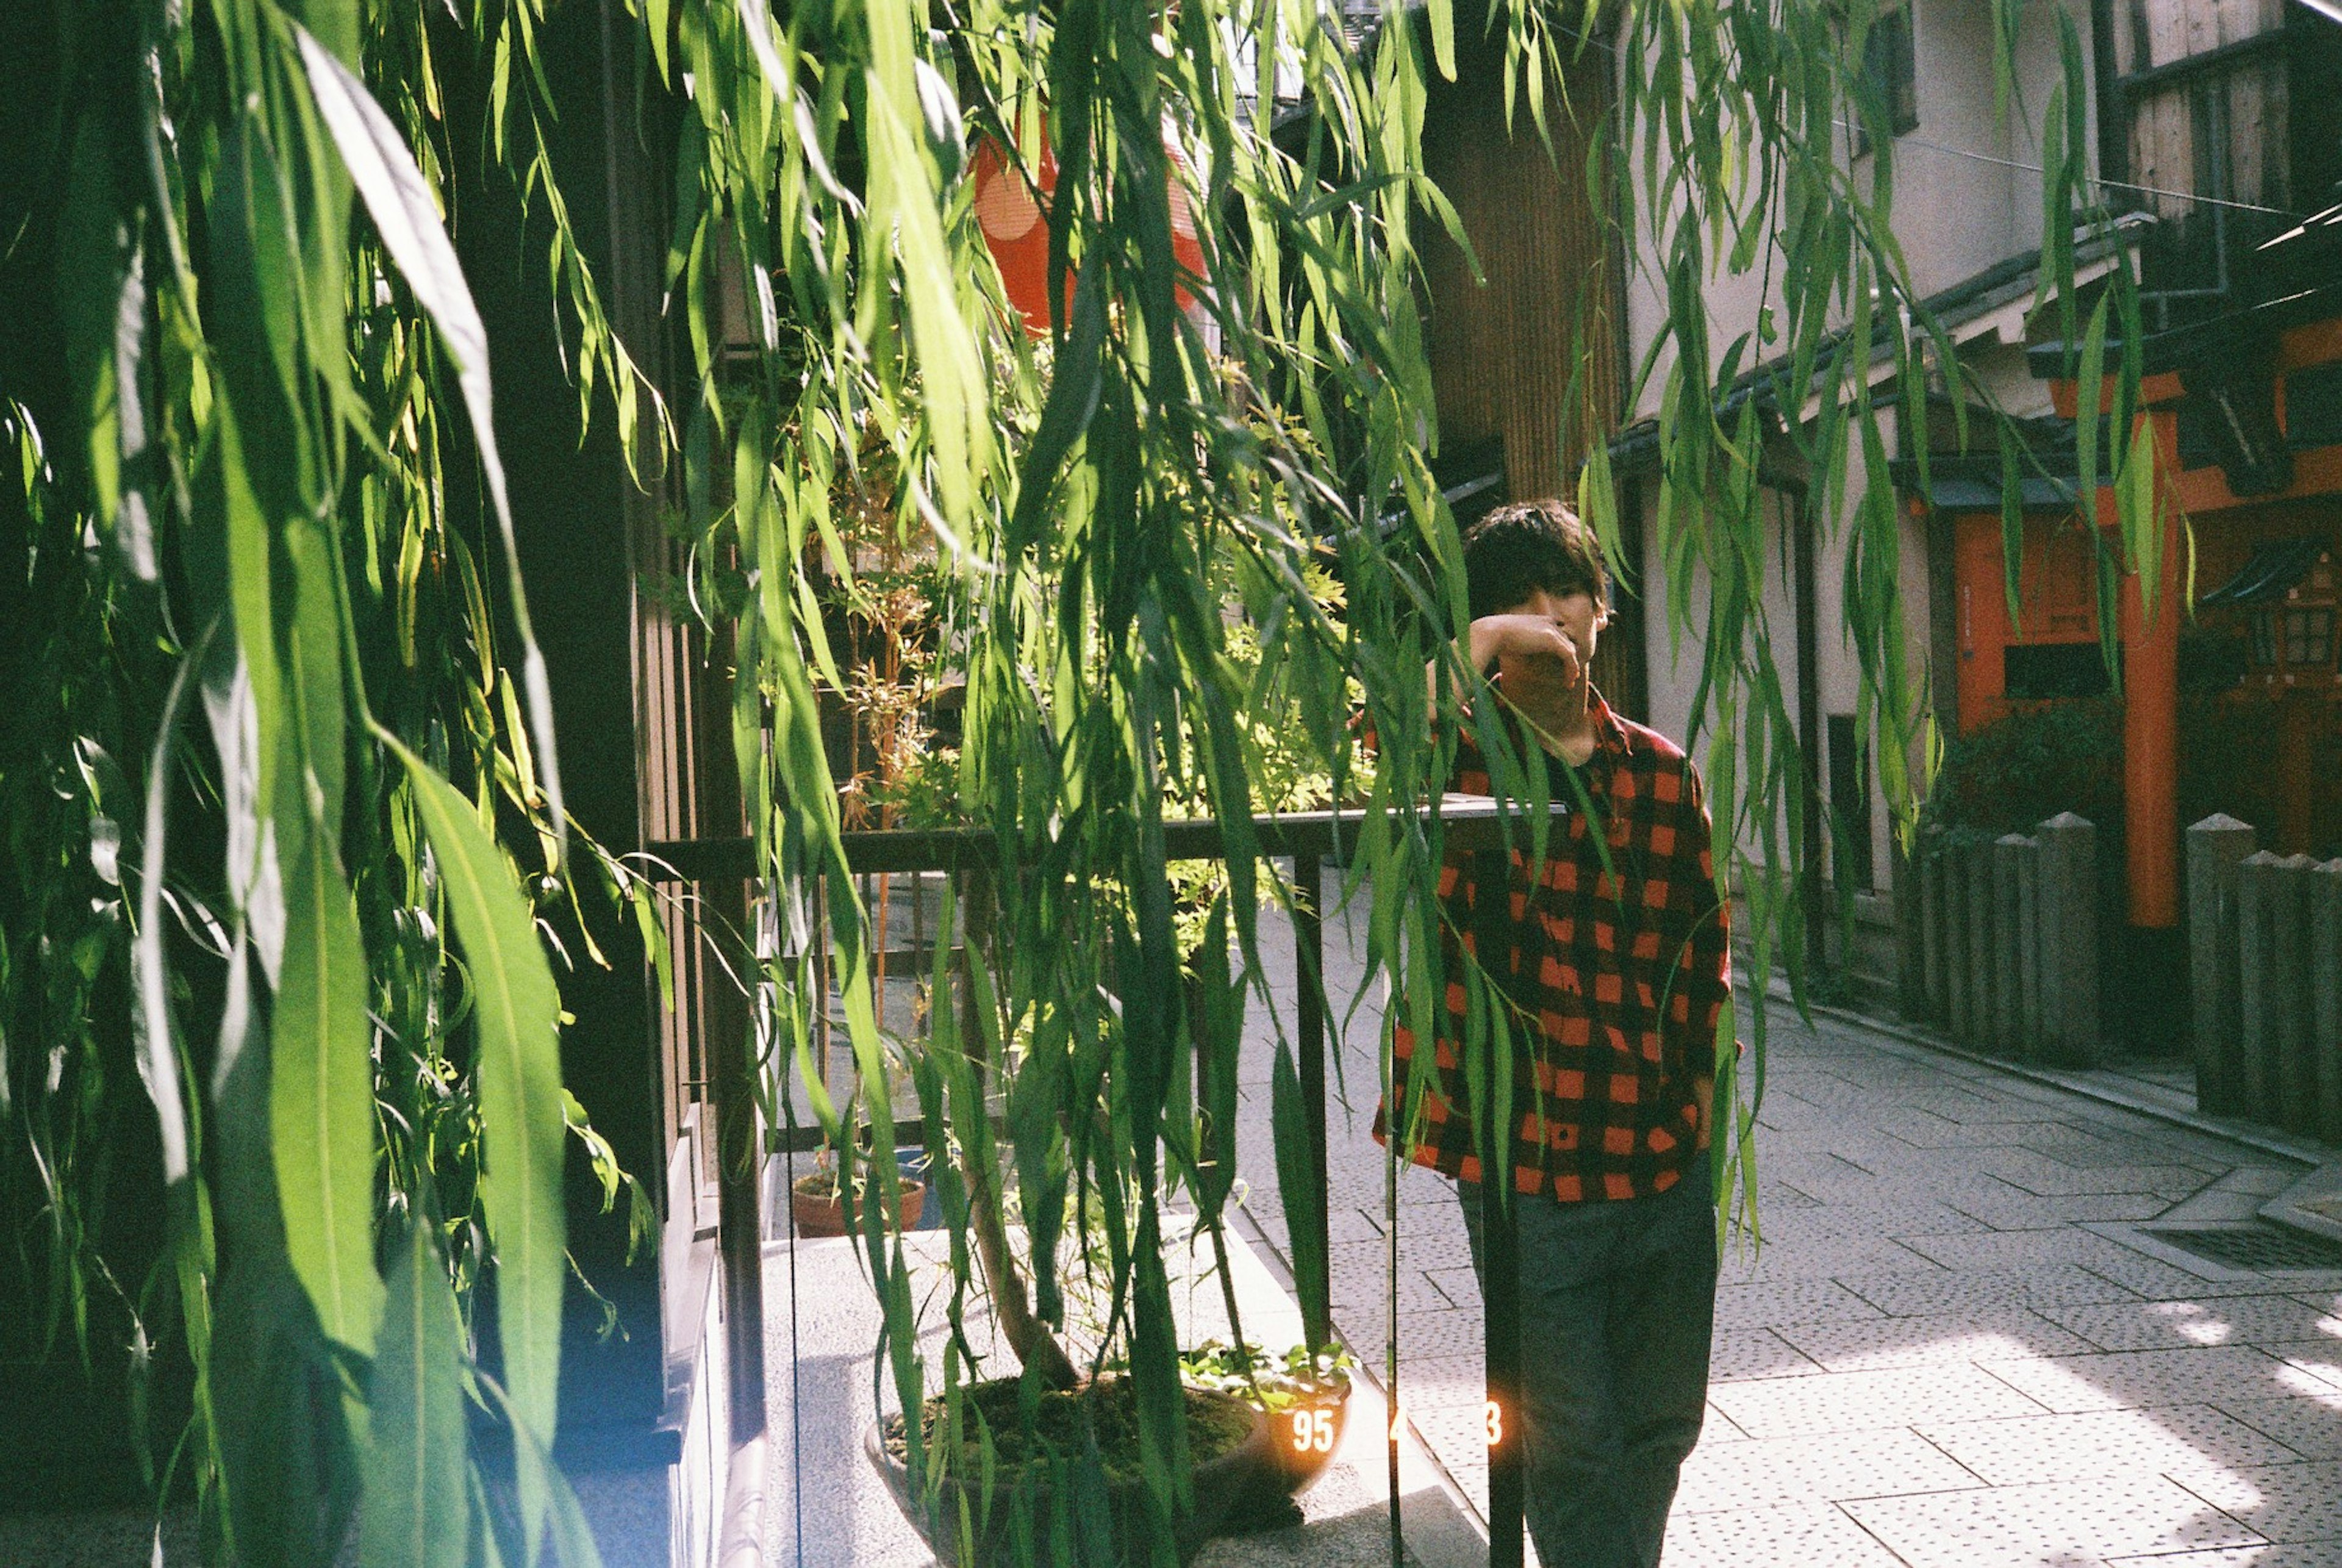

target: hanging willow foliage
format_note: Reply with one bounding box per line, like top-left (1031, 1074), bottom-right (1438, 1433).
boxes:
top-left (670, 0), bottom-right (2149, 1561)
top-left (2, 2), bottom-right (653, 1562)
top-left (1, 0), bottom-right (2150, 1563)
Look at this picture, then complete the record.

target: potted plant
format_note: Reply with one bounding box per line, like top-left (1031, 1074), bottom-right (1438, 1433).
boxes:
top-left (864, 1375), bottom-right (1270, 1567)
top-left (1177, 1341), bottom-right (1356, 1510)
top-left (789, 1147), bottom-right (931, 1239)
top-left (756, 407), bottom-right (1360, 1561)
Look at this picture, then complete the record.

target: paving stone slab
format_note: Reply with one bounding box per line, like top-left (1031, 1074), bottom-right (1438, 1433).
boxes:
top-left (1334, 1306), bottom-right (1486, 1362)
top-left (1741, 1202), bottom-right (1991, 1242)
top-left (2010, 1122), bottom-right (2150, 1161)
top-left (1395, 1413), bottom-right (1489, 1497)
top-left (1880, 1115), bottom-right (2085, 1151)
top-left (1331, 1273), bottom-right (1456, 1318)
top-left (1325, 1208), bottom-right (1391, 1245)
top-left (1705, 1361), bottom-right (2054, 1437)
top-left (1771, 1308), bottom-right (2097, 1371)
top-left (2211, 1392), bottom-right (2342, 1460)
top-left (1418, 1266), bottom-right (1484, 1311)
top-left (1827, 1144), bottom-right (2030, 1180)
top-left (2266, 1340), bottom-right (2342, 1395)
top-left (1670, 1427), bottom-right (1987, 1514)
top-left (1756, 1150), bottom-right (1901, 1188)
top-left (2077, 1242), bottom-right (2327, 1302)
top-left (1914, 1403), bottom-right (2308, 1486)
top-left (1895, 1226), bottom-right (2177, 1273)
top-left (1706, 1328), bottom-right (1830, 1383)
top-left (2218, 1167), bottom-right (2316, 1197)
top-left (2058, 1120), bottom-right (2273, 1164)
top-left (1780, 1170), bottom-right (2027, 1208)
top-left (2041, 1298), bottom-right (2342, 1353)
top-left (1841, 1473), bottom-right (2266, 1566)
top-left (1753, 1125), bottom-right (1954, 1159)
top-left (1375, 1351), bottom-right (1489, 1405)
top-left (1878, 1089), bottom-right (2075, 1125)
top-left (1947, 1189), bottom-right (2175, 1229)
top-left (1716, 1233), bottom-right (1944, 1283)
top-left (2171, 1460), bottom-right (2342, 1544)
top-left (1752, 1075), bottom-right (1874, 1108)
top-left (2103, 1542), bottom-right (2342, 1568)
top-left (1977, 1346), bottom-right (2312, 1414)
top-left (1836, 1263), bottom-right (2144, 1317)
top-left (1659, 1500), bottom-right (1914, 1566)
top-left (1976, 1149), bottom-right (2216, 1199)
top-left (1713, 1278), bottom-right (1891, 1328)
top-left (2158, 1187), bottom-right (2283, 1225)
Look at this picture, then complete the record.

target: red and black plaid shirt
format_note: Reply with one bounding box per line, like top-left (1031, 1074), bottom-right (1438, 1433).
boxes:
top-left (1373, 687), bottom-right (1731, 1202)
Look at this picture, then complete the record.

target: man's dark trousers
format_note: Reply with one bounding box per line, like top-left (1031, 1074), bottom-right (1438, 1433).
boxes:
top-left (1459, 1159), bottom-right (1718, 1568)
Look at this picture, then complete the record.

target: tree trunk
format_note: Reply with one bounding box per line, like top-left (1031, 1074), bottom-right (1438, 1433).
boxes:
top-left (956, 869), bottom-right (1080, 1390)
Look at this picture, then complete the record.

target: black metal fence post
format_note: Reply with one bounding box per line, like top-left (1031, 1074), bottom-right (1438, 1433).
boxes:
top-left (1295, 851), bottom-right (1331, 1353)
top-left (1473, 845), bottom-right (1527, 1568)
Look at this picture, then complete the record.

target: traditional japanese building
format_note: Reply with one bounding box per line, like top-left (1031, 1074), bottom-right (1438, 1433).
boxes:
top-left (1941, 1), bottom-right (2342, 985)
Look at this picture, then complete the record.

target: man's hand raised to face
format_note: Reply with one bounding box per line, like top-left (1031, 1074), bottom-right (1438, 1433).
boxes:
top-left (1469, 611), bottom-right (1585, 691)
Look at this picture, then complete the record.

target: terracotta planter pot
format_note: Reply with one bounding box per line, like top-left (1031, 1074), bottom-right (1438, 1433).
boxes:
top-left (865, 1380), bottom-right (1268, 1567)
top-left (1213, 1378), bottom-right (1352, 1533)
top-left (790, 1172), bottom-right (925, 1238)
top-left (1258, 1380), bottom-right (1351, 1495)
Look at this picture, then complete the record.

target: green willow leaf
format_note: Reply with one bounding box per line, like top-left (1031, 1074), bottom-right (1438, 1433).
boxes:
top-left (2122, 419), bottom-right (2163, 624)
top-left (381, 734), bottom-right (565, 1567)
top-left (360, 1210), bottom-right (469, 1568)
top-left (134, 634), bottom-right (204, 1190)
top-left (1269, 1040), bottom-right (1328, 1353)
top-left (296, 23), bottom-right (566, 859)
top-left (271, 823), bottom-right (385, 1358)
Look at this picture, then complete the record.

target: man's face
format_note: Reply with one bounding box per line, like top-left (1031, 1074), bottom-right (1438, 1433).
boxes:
top-left (1495, 586), bottom-right (1608, 696)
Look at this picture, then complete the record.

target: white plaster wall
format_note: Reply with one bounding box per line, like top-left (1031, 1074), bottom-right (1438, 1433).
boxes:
top-left (1619, 0), bottom-right (2102, 922)
top-left (1620, 0), bottom-right (2100, 424)
top-left (1633, 408), bottom-right (1933, 903)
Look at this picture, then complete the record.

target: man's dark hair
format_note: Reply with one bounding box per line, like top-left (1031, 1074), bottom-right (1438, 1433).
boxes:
top-left (1463, 499), bottom-right (1610, 622)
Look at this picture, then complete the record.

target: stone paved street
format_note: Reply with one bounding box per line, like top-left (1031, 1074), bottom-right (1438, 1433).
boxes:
top-left (1230, 893), bottom-right (2342, 1568)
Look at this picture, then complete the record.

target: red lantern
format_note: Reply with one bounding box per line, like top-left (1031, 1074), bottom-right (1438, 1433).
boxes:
top-left (971, 135), bottom-right (1206, 336)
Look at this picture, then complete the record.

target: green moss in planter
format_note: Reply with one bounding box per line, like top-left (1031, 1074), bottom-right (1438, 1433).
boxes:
top-left (870, 1377), bottom-right (1266, 1567)
top-left (881, 1376), bottom-right (1256, 1484)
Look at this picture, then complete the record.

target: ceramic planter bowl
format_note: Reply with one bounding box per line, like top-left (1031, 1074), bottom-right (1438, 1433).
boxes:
top-left (865, 1380), bottom-right (1268, 1567)
top-left (790, 1172), bottom-right (926, 1238)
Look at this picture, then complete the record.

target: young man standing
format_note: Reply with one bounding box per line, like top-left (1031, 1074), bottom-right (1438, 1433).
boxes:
top-left (1376, 499), bottom-right (1732, 1568)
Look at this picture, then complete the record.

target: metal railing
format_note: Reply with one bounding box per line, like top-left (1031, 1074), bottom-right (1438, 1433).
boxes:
top-left (649, 798), bottom-right (1567, 1568)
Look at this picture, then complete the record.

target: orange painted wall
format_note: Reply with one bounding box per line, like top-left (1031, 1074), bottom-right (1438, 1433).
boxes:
top-left (2017, 318), bottom-right (2342, 916)
top-left (1951, 512), bottom-right (2105, 734)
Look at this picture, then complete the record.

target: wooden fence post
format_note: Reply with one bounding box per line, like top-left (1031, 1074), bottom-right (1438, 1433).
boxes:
top-left (1966, 838), bottom-right (1998, 1051)
top-left (2185, 815), bottom-right (2257, 1115)
top-left (2274, 856), bottom-right (2320, 1138)
top-left (2036, 814), bottom-right (2100, 1067)
top-left (1918, 831), bottom-right (1946, 1021)
top-left (2237, 851), bottom-right (2283, 1124)
top-left (1995, 834), bottom-right (2029, 1056)
top-left (1944, 839), bottom-right (1972, 1044)
top-left (2013, 835), bottom-right (2044, 1060)
top-left (2313, 858), bottom-right (2342, 1145)
top-left (1896, 838), bottom-right (1930, 1023)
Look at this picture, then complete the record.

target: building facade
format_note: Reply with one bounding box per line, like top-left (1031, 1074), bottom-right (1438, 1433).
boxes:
top-left (1614, 0), bottom-right (2342, 1012)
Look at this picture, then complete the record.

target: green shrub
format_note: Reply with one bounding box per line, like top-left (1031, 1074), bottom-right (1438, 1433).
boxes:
top-left (1921, 698), bottom-right (2125, 838)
